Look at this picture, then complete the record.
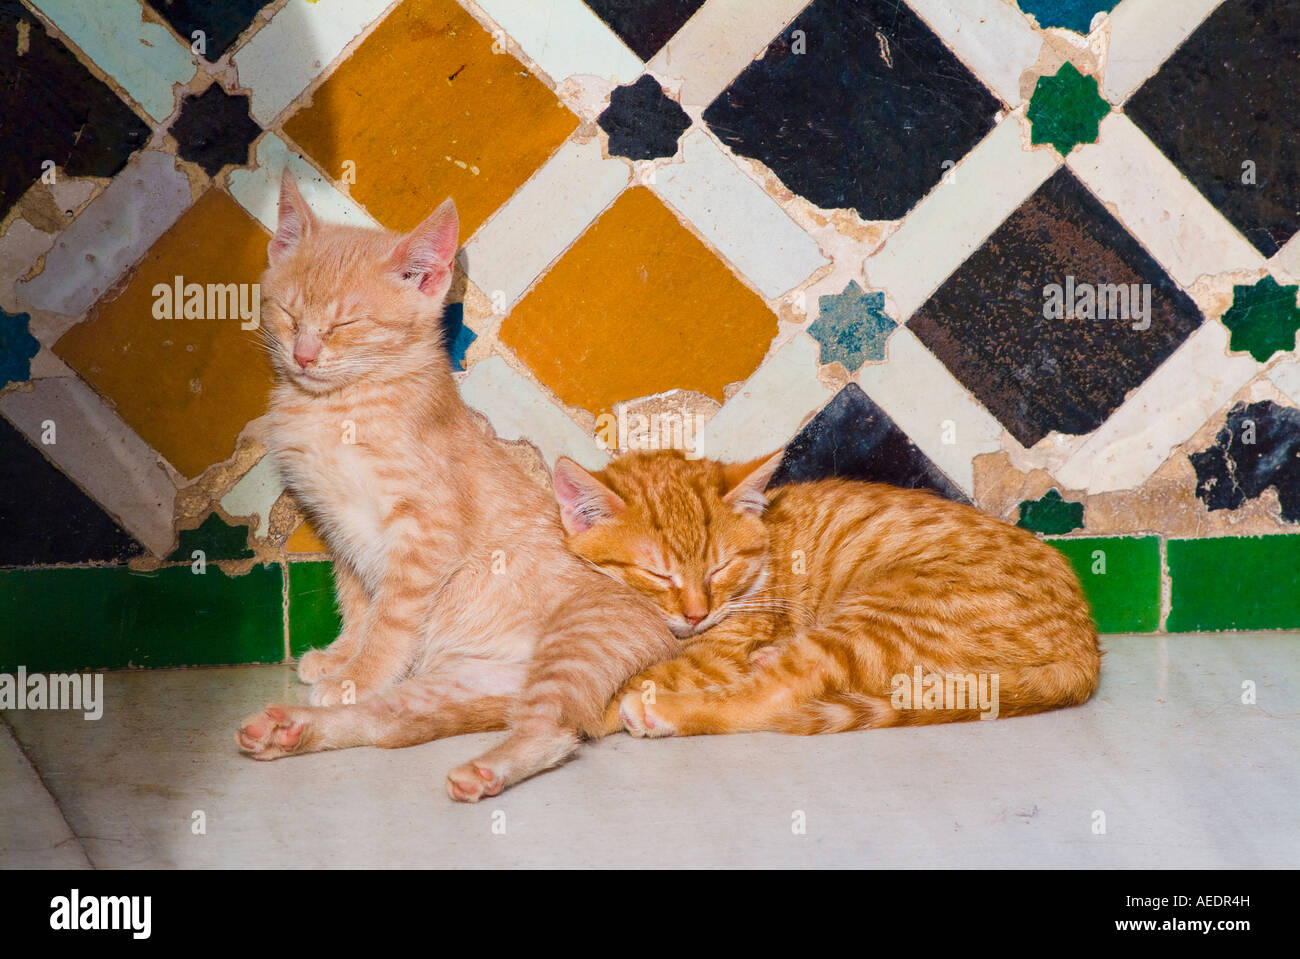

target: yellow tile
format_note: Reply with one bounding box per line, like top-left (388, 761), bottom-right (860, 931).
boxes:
top-left (286, 520), bottom-right (328, 555)
top-left (282, 0), bottom-right (577, 236)
top-left (500, 187), bottom-right (779, 413)
top-left (54, 189), bottom-right (275, 479)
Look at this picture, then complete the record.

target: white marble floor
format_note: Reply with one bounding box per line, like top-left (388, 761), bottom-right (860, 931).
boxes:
top-left (2, 633), bottom-right (1296, 869)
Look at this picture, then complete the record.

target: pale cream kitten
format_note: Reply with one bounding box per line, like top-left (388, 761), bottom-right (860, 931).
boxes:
top-left (235, 172), bottom-right (677, 801)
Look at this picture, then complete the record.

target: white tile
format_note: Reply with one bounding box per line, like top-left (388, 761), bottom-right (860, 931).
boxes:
top-left (0, 378), bottom-right (178, 556)
top-left (647, 0), bottom-right (809, 111)
top-left (695, 334), bottom-right (833, 463)
top-left (1267, 360), bottom-right (1300, 407)
top-left (904, 0), bottom-right (1044, 106)
top-left (0, 219), bottom-right (55, 309)
top-left (856, 327), bottom-right (1004, 496)
top-left (866, 115), bottom-right (1060, 321)
top-left (1103, 0), bottom-right (1223, 104)
top-left (219, 455), bottom-right (284, 536)
top-left (1053, 321), bottom-right (1259, 494)
top-left (459, 355), bottom-right (608, 471)
top-left (29, 0), bottom-right (195, 121)
top-left (231, 0), bottom-right (395, 125)
top-left (15, 151), bottom-right (193, 318)
top-left (1068, 113), bottom-right (1265, 288)
top-left (652, 129), bottom-right (829, 299)
top-left (1273, 232), bottom-right (1300, 286)
top-left (460, 137), bottom-right (628, 309)
top-left (473, 0), bottom-right (643, 86)
top-left (228, 134), bottom-right (377, 232)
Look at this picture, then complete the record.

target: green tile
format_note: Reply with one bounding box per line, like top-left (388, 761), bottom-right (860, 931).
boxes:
top-left (1026, 61), bottom-right (1110, 156)
top-left (288, 560), bottom-right (341, 657)
top-left (1048, 536), bottom-right (1160, 633)
top-left (166, 512), bottom-right (254, 562)
top-left (0, 565), bottom-right (283, 672)
top-left (1220, 275), bottom-right (1300, 362)
top-left (1167, 535), bottom-right (1300, 632)
top-left (1017, 488), bottom-right (1084, 535)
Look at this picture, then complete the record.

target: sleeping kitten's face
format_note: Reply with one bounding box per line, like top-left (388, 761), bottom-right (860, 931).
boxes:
top-left (261, 171), bottom-right (459, 395)
top-left (553, 450), bottom-right (782, 638)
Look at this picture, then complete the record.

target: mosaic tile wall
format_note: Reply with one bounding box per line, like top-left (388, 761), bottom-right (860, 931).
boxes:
top-left (2, 0), bottom-right (1299, 671)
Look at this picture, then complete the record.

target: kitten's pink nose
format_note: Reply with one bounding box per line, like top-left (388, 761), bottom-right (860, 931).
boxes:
top-left (293, 340), bottom-right (319, 369)
top-left (683, 612), bottom-right (706, 628)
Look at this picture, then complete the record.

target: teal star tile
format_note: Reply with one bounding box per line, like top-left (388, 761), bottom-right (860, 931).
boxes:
top-left (808, 281), bottom-right (897, 372)
top-left (1, 308), bottom-right (40, 388)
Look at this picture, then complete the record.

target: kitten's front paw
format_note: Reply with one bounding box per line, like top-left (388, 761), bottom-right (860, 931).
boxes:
top-left (296, 648), bottom-right (342, 684)
top-left (446, 762), bottom-right (506, 803)
top-left (236, 705), bottom-right (308, 759)
top-left (618, 691), bottom-right (677, 738)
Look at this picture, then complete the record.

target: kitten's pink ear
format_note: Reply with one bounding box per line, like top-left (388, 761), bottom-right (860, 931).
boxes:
top-left (269, 170), bottom-right (314, 265)
top-left (722, 451), bottom-right (784, 515)
top-left (553, 457), bottom-right (626, 535)
top-left (389, 198), bottom-right (459, 298)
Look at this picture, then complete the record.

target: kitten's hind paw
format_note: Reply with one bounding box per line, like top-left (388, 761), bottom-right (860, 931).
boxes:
top-left (446, 762), bottom-right (506, 803)
top-left (236, 705), bottom-right (308, 759)
top-left (618, 692), bottom-right (677, 738)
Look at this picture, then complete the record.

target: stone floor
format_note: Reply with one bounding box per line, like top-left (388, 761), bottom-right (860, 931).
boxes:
top-left (2, 631), bottom-right (1296, 869)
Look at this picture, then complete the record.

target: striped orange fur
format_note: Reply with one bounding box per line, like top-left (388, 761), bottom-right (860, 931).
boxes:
top-left (553, 450), bottom-right (1101, 737)
top-left (235, 172), bottom-right (678, 801)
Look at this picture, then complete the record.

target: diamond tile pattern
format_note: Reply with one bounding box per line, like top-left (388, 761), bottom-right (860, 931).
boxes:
top-left (0, 0), bottom-right (149, 219)
top-left (909, 168), bottom-right (1205, 447)
top-left (703, 0), bottom-right (1001, 220)
top-left (582, 0), bottom-right (705, 60)
top-left (281, 0), bottom-right (578, 235)
top-left (53, 189), bottom-right (275, 479)
top-left (1125, 0), bottom-right (1300, 257)
top-left (4, 0), bottom-right (1300, 658)
top-left (770, 383), bottom-right (968, 503)
top-left (499, 187), bottom-right (777, 413)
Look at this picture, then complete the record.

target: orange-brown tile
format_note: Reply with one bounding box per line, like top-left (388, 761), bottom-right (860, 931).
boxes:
top-left (286, 520), bottom-right (329, 555)
top-left (54, 189), bottom-right (275, 479)
top-left (499, 187), bottom-right (779, 413)
top-left (281, 0), bottom-right (578, 236)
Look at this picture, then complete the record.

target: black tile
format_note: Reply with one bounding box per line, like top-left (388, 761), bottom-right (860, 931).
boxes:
top-left (169, 83), bottom-right (262, 175)
top-left (598, 74), bottom-right (691, 160)
top-left (0, 0), bottom-right (150, 220)
top-left (144, 0), bottom-right (273, 61)
top-left (0, 417), bottom-right (144, 566)
top-left (702, 0), bottom-right (1000, 221)
top-left (908, 168), bottom-right (1204, 448)
top-left (769, 383), bottom-right (968, 503)
top-left (1125, 0), bottom-right (1300, 257)
top-left (582, 0), bottom-right (705, 61)
top-left (1190, 400), bottom-right (1300, 523)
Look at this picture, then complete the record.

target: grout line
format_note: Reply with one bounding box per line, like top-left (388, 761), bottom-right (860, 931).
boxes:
top-left (0, 712), bottom-right (96, 869)
top-left (1158, 536), bottom-right (1171, 633)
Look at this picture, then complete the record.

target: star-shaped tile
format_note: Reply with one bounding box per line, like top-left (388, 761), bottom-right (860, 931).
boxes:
top-left (1027, 61), bottom-right (1110, 155)
top-left (807, 281), bottom-right (896, 371)
top-left (169, 83), bottom-right (262, 175)
top-left (0, 308), bottom-right (40, 388)
top-left (1220, 275), bottom-right (1300, 362)
top-left (598, 74), bottom-right (691, 160)
top-left (1017, 488), bottom-right (1084, 534)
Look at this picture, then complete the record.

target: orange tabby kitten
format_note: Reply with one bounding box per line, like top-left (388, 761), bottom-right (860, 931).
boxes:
top-left (235, 172), bottom-right (677, 800)
top-left (553, 450), bottom-right (1101, 737)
